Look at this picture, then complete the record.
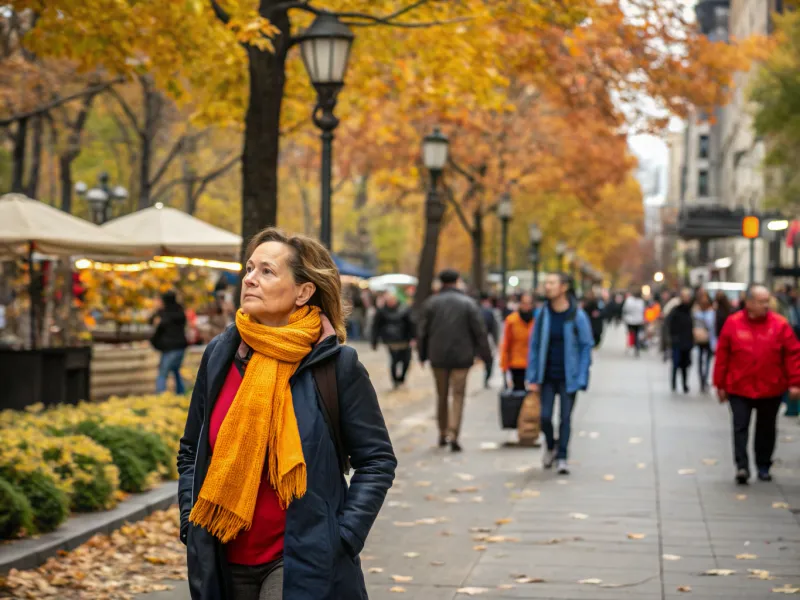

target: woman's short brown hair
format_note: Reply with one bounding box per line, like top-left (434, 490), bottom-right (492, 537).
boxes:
top-left (245, 227), bottom-right (349, 342)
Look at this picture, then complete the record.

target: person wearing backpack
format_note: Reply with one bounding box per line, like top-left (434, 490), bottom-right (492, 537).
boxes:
top-left (525, 273), bottom-right (593, 475)
top-left (693, 289), bottom-right (716, 393)
top-left (177, 228), bottom-right (396, 600)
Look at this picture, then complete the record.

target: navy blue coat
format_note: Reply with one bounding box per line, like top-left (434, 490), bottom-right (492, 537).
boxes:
top-left (177, 326), bottom-right (397, 599)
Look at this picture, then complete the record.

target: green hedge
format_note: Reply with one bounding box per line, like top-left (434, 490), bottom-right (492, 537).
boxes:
top-left (0, 477), bottom-right (34, 539)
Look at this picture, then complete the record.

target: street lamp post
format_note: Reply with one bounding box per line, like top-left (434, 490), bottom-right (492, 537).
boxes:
top-left (555, 241), bottom-right (567, 272)
top-left (75, 172), bottom-right (128, 225)
top-left (528, 223), bottom-right (542, 293)
top-left (497, 193), bottom-right (513, 298)
top-left (298, 12), bottom-right (355, 250)
top-left (415, 127), bottom-right (450, 310)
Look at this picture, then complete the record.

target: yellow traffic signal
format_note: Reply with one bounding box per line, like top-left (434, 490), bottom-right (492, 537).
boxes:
top-left (742, 216), bottom-right (760, 239)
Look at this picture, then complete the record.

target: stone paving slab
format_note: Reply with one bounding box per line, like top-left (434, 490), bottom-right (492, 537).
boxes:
top-left (139, 329), bottom-right (800, 599)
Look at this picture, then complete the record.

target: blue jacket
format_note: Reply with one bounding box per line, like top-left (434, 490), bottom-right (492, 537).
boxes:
top-left (525, 300), bottom-right (594, 394)
top-left (177, 326), bottom-right (397, 599)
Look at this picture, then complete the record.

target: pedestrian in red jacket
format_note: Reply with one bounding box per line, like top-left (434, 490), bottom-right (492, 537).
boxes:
top-left (713, 284), bottom-right (800, 485)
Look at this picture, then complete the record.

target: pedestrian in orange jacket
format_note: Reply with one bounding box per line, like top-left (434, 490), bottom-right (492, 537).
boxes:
top-left (713, 284), bottom-right (800, 484)
top-left (500, 293), bottom-right (535, 391)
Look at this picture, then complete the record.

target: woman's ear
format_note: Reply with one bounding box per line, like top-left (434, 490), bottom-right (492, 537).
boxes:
top-left (295, 282), bottom-right (317, 307)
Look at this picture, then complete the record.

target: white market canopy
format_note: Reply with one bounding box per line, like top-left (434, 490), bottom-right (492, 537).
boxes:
top-left (101, 205), bottom-right (242, 261)
top-left (0, 193), bottom-right (152, 259)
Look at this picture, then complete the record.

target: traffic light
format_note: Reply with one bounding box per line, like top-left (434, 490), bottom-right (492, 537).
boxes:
top-left (742, 216), bottom-right (760, 239)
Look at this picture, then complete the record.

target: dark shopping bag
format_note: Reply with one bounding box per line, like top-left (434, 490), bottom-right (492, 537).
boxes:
top-left (499, 389), bottom-right (527, 430)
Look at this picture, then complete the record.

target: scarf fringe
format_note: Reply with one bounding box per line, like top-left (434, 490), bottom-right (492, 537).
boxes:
top-left (189, 497), bottom-right (250, 544)
top-left (276, 464), bottom-right (308, 510)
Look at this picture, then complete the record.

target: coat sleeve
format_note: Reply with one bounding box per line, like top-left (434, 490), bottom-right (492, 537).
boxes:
top-left (781, 320), bottom-right (800, 388)
top-left (712, 318), bottom-right (732, 391)
top-left (337, 348), bottom-right (397, 557)
top-left (499, 318), bottom-right (512, 372)
top-left (525, 310), bottom-right (542, 384)
top-left (468, 302), bottom-right (492, 364)
top-left (176, 340), bottom-right (213, 545)
top-left (575, 310), bottom-right (594, 391)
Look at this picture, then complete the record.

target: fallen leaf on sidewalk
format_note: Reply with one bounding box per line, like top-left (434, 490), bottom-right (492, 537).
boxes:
top-left (414, 481), bottom-right (432, 487)
top-left (772, 584), bottom-right (800, 594)
top-left (678, 469), bottom-right (696, 475)
top-left (480, 442), bottom-right (499, 450)
top-left (486, 536), bottom-right (519, 543)
top-left (451, 486), bottom-right (480, 493)
top-left (424, 494), bottom-right (440, 502)
top-left (514, 489), bottom-right (541, 498)
top-left (515, 576), bottom-right (545, 584)
top-left (589, 432), bottom-right (600, 439)
top-left (471, 497), bottom-right (485, 503)
top-left (498, 583), bottom-right (515, 589)
top-left (782, 436), bottom-right (795, 443)
top-left (416, 517), bottom-right (447, 525)
top-left (629, 437), bottom-right (643, 444)
top-left (473, 545), bottom-right (488, 551)
top-left (470, 526), bottom-right (493, 533)
top-left (504, 482), bottom-right (516, 489)
top-left (444, 497), bottom-right (461, 504)
top-left (627, 533), bottom-right (646, 540)
top-left (403, 552), bottom-right (420, 559)
top-left (749, 569), bottom-right (774, 580)
top-left (702, 458), bottom-right (718, 466)
top-left (389, 586), bottom-right (406, 593)
top-left (570, 513), bottom-right (589, 520)
top-left (391, 575), bottom-right (413, 583)
top-left (430, 561), bottom-right (445, 567)
top-left (496, 518), bottom-right (514, 525)
top-left (368, 568), bottom-right (384, 574)
top-left (388, 501), bottom-right (410, 508)
top-left (579, 430), bottom-right (587, 437)
top-left (663, 554), bottom-right (682, 561)
top-left (603, 474), bottom-right (616, 481)
top-left (556, 480), bottom-right (569, 485)
top-left (393, 522), bottom-right (416, 527)
top-left (736, 494), bottom-right (748, 500)
top-left (773, 502), bottom-right (790, 509)
top-left (702, 569), bottom-right (736, 576)
top-left (456, 587), bottom-right (489, 595)
top-left (579, 578), bottom-right (603, 585)
top-left (736, 554), bottom-right (758, 560)
top-left (456, 473), bottom-right (475, 481)
top-left (677, 585), bottom-right (692, 592)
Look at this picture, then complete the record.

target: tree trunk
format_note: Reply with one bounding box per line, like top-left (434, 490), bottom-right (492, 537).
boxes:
top-left (24, 115), bottom-right (43, 199)
top-left (415, 183), bottom-right (445, 315)
top-left (471, 208), bottom-right (484, 293)
top-left (138, 129), bottom-right (152, 209)
top-left (240, 3), bottom-right (290, 261)
top-left (11, 118), bottom-right (27, 193)
top-left (183, 157), bottom-right (197, 214)
top-left (59, 154), bottom-right (74, 213)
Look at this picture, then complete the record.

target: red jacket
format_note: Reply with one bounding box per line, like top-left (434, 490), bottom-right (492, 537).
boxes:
top-left (713, 310), bottom-right (800, 399)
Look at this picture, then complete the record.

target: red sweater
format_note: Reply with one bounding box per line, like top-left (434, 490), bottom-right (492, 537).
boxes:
top-left (209, 364), bottom-right (286, 565)
top-left (713, 310), bottom-right (800, 400)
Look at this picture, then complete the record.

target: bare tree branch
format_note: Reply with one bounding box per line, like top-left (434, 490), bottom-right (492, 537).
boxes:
top-left (0, 78), bottom-right (122, 127)
top-left (443, 183), bottom-right (475, 235)
top-left (152, 153), bottom-right (240, 204)
top-left (149, 129), bottom-right (209, 188)
top-left (107, 87), bottom-right (144, 136)
top-left (210, 0), bottom-right (231, 24)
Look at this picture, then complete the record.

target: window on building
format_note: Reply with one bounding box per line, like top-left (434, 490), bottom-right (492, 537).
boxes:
top-left (699, 135), bottom-right (710, 159)
top-left (698, 170), bottom-right (710, 198)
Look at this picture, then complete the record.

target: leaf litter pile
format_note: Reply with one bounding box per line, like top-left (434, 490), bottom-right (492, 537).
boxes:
top-left (0, 506), bottom-right (186, 599)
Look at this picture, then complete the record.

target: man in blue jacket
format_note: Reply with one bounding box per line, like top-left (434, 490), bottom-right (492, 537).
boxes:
top-left (526, 273), bottom-right (594, 475)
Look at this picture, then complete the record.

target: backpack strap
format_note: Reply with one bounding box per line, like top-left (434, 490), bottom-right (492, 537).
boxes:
top-left (312, 357), bottom-right (350, 475)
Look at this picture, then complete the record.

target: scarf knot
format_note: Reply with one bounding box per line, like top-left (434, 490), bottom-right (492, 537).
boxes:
top-left (189, 305), bottom-right (321, 543)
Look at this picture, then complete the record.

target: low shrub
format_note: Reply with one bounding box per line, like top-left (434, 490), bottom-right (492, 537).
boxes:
top-left (9, 470), bottom-right (69, 534)
top-left (0, 477), bottom-right (33, 540)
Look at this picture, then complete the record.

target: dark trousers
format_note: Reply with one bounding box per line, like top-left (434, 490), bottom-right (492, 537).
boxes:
top-left (230, 558), bottom-right (283, 600)
top-left (510, 368), bottom-right (527, 392)
top-left (389, 347), bottom-right (411, 384)
top-left (729, 395), bottom-right (782, 472)
top-left (671, 348), bottom-right (690, 392)
top-left (540, 379), bottom-right (577, 460)
top-left (697, 344), bottom-right (713, 391)
top-left (627, 324), bottom-right (643, 356)
top-left (484, 356), bottom-right (494, 386)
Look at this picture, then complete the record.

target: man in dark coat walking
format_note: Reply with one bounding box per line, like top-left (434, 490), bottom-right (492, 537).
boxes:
top-left (667, 288), bottom-right (694, 394)
top-left (418, 270), bottom-right (492, 452)
top-left (372, 292), bottom-right (415, 388)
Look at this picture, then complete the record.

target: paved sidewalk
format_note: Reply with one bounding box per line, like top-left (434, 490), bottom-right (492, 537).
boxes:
top-left (142, 329), bottom-right (800, 599)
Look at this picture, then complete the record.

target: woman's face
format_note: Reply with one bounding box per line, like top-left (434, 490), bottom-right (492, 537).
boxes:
top-left (241, 241), bottom-right (315, 326)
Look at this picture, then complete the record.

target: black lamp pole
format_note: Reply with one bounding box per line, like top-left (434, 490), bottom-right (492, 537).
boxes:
top-left (498, 193), bottom-right (513, 297)
top-left (297, 12), bottom-right (355, 250)
top-left (529, 223), bottom-right (542, 293)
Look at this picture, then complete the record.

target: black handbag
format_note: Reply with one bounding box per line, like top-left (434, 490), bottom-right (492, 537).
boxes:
top-left (499, 388), bottom-right (527, 429)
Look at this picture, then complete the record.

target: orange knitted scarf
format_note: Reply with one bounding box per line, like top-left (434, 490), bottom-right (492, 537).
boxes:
top-left (189, 305), bottom-right (321, 543)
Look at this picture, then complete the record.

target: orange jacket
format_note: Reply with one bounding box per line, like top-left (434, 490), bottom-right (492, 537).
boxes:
top-left (500, 311), bottom-right (534, 371)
